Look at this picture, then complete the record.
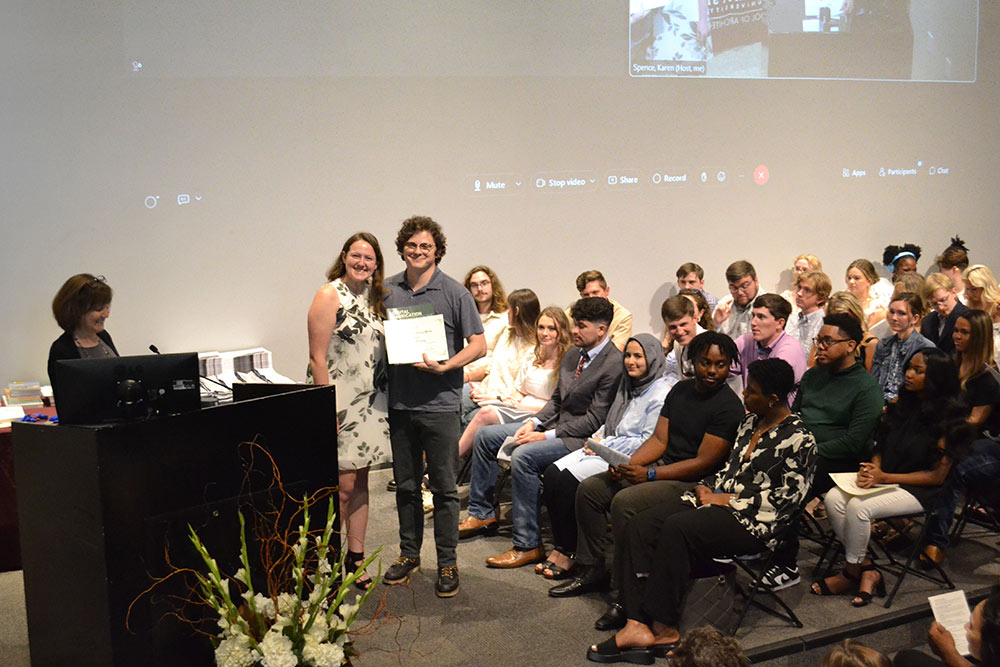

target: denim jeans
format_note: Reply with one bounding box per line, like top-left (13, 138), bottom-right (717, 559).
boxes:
top-left (468, 421), bottom-right (570, 549)
top-left (926, 438), bottom-right (1000, 549)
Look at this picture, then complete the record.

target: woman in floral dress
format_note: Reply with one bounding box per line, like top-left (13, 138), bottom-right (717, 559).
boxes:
top-left (308, 232), bottom-right (391, 588)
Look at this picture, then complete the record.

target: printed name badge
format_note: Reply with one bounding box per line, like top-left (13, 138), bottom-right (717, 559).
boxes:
top-left (387, 304), bottom-right (435, 321)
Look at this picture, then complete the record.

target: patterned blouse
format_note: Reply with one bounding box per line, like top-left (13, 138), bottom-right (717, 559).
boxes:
top-left (682, 412), bottom-right (817, 548)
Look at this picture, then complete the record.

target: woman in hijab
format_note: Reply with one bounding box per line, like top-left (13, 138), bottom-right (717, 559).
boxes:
top-left (537, 334), bottom-right (670, 579)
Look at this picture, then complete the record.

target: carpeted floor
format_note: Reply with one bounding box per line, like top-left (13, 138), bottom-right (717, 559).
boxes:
top-left (1, 466), bottom-right (997, 665)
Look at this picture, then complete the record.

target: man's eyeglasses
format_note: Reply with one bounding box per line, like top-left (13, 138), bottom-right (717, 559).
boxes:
top-left (404, 242), bottom-right (435, 253)
top-left (813, 336), bottom-right (851, 349)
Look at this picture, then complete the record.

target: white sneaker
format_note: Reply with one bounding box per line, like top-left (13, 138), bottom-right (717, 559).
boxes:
top-left (760, 564), bottom-right (800, 591)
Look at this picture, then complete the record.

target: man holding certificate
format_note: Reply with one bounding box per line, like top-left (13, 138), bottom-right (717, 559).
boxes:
top-left (381, 216), bottom-right (485, 599)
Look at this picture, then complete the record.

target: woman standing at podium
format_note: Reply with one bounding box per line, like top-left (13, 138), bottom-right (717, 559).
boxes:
top-left (48, 274), bottom-right (119, 393)
top-left (307, 232), bottom-right (391, 588)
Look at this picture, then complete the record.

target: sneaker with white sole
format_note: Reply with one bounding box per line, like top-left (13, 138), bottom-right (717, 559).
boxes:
top-left (760, 564), bottom-right (800, 591)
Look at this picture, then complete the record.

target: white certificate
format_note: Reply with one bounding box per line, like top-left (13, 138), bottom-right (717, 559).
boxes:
top-left (384, 314), bottom-right (450, 365)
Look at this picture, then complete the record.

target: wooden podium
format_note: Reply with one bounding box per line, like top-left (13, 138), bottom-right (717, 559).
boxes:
top-left (13, 385), bottom-right (337, 666)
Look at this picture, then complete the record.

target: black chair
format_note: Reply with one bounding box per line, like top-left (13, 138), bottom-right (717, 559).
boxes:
top-left (950, 491), bottom-right (1000, 545)
top-left (708, 509), bottom-right (805, 635)
top-left (872, 510), bottom-right (954, 608)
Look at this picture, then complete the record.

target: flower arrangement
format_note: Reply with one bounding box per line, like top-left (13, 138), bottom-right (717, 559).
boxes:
top-left (188, 496), bottom-right (380, 667)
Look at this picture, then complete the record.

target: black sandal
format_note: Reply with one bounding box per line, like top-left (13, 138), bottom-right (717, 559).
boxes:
top-left (852, 564), bottom-right (885, 607)
top-left (810, 569), bottom-right (857, 596)
top-left (345, 550), bottom-right (373, 590)
top-left (586, 637), bottom-right (655, 665)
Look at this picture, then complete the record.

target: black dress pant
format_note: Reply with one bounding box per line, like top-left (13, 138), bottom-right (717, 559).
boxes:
top-left (621, 495), bottom-right (763, 628)
top-left (542, 463), bottom-right (581, 554)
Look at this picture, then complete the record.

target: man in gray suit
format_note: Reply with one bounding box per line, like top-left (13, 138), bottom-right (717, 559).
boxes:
top-left (459, 297), bottom-right (624, 568)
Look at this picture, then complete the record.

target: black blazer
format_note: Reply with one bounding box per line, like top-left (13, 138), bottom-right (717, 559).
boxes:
top-left (919, 301), bottom-right (969, 355)
top-left (47, 329), bottom-right (119, 388)
top-left (533, 339), bottom-right (623, 451)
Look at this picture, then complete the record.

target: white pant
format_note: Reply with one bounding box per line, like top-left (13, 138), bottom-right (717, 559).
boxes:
top-left (825, 486), bottom-right (923, 564)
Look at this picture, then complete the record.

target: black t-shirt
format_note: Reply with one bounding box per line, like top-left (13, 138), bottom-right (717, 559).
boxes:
top-left (965, 368), bottom-right (1000, 436)
top-left (877, 417), bottom-right (942, 507)
top-left (658, 379), bottom-right (745, 475)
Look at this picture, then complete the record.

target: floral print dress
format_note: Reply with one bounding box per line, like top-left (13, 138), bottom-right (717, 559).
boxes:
top-left (306, 278), bottom-right (390, 469)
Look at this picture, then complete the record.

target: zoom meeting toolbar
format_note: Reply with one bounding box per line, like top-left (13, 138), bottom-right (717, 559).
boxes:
top-left (468, 161), bottom-right (951, 196)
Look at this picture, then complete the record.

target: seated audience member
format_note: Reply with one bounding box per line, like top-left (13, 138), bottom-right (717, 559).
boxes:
top-left (825, 640), bottom-right (892, 667)
top-left (668, 626), bottom-right (751, 667)
top-left (733, 293), bottom-right (807, 403)
top-left (846, 259), bottom-right (889, 328)
top-left (585, 358), bottom-right (815, 662)
top-left (539, 334), bottom-right (669, 579)
top-left (936, 236), bottom-right (970, 305)
top-left (893, 589), bottom-right (1000, 667)
top-left (462, 266), bottom-right (509, 383)
top-left (813, 349), bottom-right (970, 607)
top-left (766, 313), bottom-right (884, 590)
top-left (884, 243), bottom-right (922, 281)
top-left (573, 270), bottom-right (633, 350)
top-left (458, 297), bottom-right (622, 568)
top-left (823, 291), bottom-right (878, 371)
top-left (872, 273), bottom-right (927, 341)
top-left (779, 253), bottom-right (823, 318)
top-left (660, 295), bottom-right (705, 382)
top-left (921, 309), bottom-right (1000, 566)
top-left (921, 273), bottom-right (970, 355)
top-left (459, 294), bottom-right (549, 457)
top-left (788, 270), bottom-right (831, 358)
top-left (551, 333), bottom-right (743, 617)
top-left (713, 261), bottom-right (759, 340)
top-left (963, 264), bottom-right (1000, 353)
top-left (676, 262), bottom-right (719, 313)
top-left (871, 292), bottom-right (936, 401)
top-left (48, 274), bottom-right (118, 395)
top-left (678, 288), bottom-right (714, 332)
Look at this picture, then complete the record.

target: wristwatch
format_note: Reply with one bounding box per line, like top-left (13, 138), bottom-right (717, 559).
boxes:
top-left (646, 465), bottom-right (657, 481)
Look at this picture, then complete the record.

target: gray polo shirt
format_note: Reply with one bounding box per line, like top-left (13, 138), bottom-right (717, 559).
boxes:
top-left (385, 267), bottom-right (484, 412)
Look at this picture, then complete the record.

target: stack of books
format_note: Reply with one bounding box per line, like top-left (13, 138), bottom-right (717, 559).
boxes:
top-left (5, 382), bottom-right (44, 409)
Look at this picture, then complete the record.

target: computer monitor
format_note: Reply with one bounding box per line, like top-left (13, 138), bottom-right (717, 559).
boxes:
top-left (53, 353), bottom-right (200, 425)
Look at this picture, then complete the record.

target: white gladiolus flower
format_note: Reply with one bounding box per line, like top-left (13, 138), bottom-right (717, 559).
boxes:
top-left (234, 567), bottom-right (250, 586)
top-left (253, 593), bottom-right (276, 619)
top-left (276, 593), bottom-right (297, 616)
top-left (260, 630), bottom-right (297, 667)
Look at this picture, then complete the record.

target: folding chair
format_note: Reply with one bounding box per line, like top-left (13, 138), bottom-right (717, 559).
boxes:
top-left (950, 490), bottom-right (1000, 545)
top-left (869, 510), bottom-right (954, 608)
top-left (712, 509), bottom-right (805, 635)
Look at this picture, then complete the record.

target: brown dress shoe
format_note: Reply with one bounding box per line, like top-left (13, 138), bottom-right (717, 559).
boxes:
top-left (486, 547), bottom-right (545, 568)
top-left (458, 515), bottom-right (498, 539)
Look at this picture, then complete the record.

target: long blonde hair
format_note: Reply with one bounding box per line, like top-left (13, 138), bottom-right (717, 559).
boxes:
top-left (826, 291), bottom-right (870, 333)
top-left (964, 265), bottom-right (1000, 316)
